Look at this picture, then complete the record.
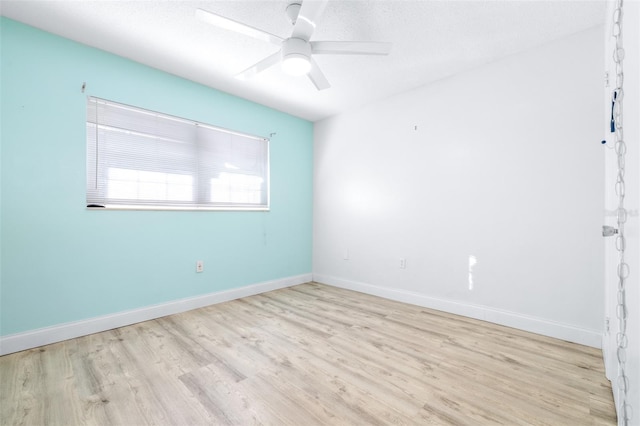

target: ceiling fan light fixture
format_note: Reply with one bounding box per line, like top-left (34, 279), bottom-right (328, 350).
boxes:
top-left (281, 37), bottom-right (312, 76)
top-left (282, 53), bottom-right (311, 76)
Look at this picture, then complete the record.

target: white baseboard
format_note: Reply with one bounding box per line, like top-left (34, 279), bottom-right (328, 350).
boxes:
top-left (0, 273), bottom-right (311, 356)
top-left (313, 274), bottom-right (602, 348)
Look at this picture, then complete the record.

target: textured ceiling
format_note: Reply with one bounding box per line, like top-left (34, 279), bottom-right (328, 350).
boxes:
top-left (1, 0), bottom-right (606, 122)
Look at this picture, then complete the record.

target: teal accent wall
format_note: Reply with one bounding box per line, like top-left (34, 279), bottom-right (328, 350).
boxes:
top-left (0, 18), bottom-right (313, 336)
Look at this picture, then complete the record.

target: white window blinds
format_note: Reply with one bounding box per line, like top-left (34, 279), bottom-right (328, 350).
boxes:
top-left (86, 97), bottom-right (269, 210)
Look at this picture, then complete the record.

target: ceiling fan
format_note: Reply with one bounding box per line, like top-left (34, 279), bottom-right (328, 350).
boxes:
top-left (196, 1), bottom-right (392, 90)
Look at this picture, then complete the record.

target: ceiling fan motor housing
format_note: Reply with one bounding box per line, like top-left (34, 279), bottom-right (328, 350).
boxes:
top-left (281, 37), bottom-right (312, 75)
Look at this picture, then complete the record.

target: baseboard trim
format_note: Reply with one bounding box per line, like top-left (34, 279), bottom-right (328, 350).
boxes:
top-left (0, 273), bottom-right (311, 356)
top-left (313, 274), bottom-right (602, 348)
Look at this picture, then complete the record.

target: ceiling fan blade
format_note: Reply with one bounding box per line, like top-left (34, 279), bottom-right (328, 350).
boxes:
top-left (235, 51), bottom-right (282, 80)
top-left (196, 8), bottom-right (283, 46)
top-left (291, 0), bottom-right (328, 41)
top-left (311, 41), bottom-right (392, 56)
top-left (307, 58), bottom-right (330, 90)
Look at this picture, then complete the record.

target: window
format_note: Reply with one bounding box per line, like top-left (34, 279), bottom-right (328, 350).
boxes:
top-left (86, 97), bottom-right (269, 210)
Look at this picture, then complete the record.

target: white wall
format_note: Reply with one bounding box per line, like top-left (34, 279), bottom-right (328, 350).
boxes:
top-left (603, 1), bottom-right (639, 423)
top-left (313, 27), bottom-right (604, 347)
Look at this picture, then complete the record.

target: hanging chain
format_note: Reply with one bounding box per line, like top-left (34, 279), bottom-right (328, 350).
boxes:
top-left (611, 0), bottom-right (631, 424)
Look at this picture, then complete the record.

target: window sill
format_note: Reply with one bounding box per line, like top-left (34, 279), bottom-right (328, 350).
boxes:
top-left (86, 204), bottom-right (270, 212)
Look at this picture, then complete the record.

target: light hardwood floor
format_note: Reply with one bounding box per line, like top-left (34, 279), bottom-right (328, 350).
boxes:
top-left (1, 282), bottom-right (615, 425)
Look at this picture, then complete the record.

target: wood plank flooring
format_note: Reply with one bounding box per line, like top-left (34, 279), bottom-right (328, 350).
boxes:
top-left (0, 282), bottom-right (616, 425)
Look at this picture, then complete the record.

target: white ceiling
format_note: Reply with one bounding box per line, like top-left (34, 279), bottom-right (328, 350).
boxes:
top-left (1, 0), bottom-right (606, 122)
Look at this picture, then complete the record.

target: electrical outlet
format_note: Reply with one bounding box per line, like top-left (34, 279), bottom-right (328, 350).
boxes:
top-left (399, 258), bottom-right (406, 269)
top-left (343, 249), bottom-right (349, 260)
top-left (196, 260), bottom-right (204, 273)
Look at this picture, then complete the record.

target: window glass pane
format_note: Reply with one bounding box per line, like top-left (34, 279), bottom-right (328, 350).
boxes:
top-left (210, 173), bottom-right (264, 204)
top-left (106, 168), bottom-right (194, 202)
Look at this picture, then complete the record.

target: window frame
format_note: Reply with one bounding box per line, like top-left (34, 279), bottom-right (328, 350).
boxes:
top-left (86, 97), bottom-right (270, 211)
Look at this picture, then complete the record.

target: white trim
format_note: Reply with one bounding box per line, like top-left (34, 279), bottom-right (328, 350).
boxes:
top-left (313, 274), bottom-right (603, 348)
top-left (87, 205), bottom-right (270, 212)
top-left (0, 274), bottom-right (311, 356)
